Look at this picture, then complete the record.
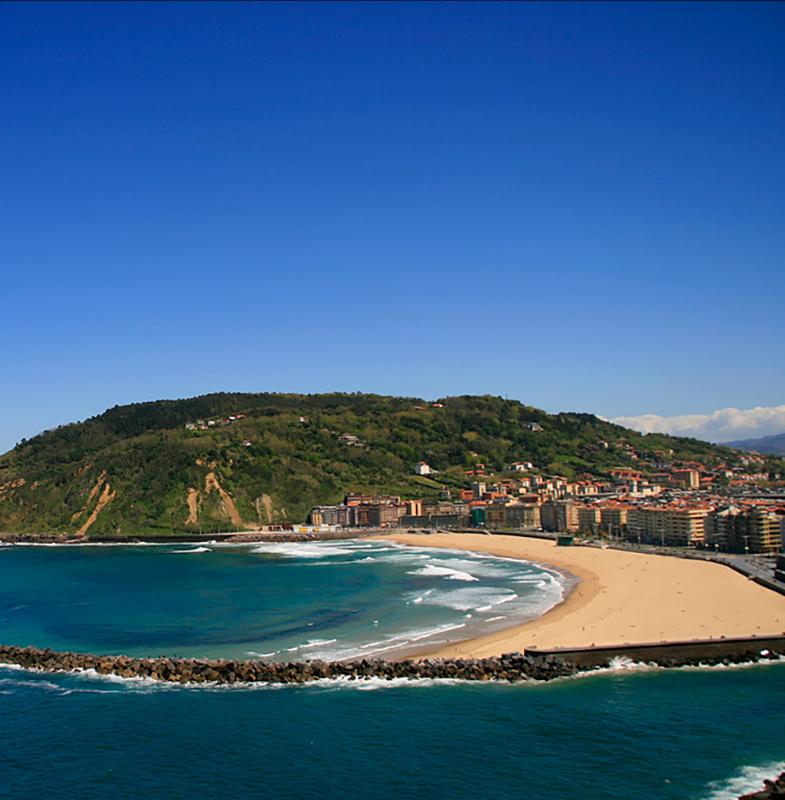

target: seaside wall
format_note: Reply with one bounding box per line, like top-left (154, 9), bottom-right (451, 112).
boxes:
top-left (529, 635), bottom-right (785, 668)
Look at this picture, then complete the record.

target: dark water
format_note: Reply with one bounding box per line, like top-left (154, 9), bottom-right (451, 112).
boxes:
top-left (2, 662), bottom-right (784, 799)
top-left (0, 542), bottom-right (783, 799)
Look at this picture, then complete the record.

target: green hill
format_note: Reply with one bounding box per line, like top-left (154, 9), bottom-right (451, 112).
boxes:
top-left (0, 392), bottom-right (752, 538)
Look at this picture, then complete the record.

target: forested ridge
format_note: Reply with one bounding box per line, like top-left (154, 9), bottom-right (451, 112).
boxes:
top-left (0, 392), bottom-right (745, 537)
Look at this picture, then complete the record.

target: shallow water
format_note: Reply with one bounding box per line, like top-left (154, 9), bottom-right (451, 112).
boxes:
top-left (0, 539), bottom-right (566, 660)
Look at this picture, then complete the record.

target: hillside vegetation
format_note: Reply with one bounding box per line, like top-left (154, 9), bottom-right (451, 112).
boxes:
top-left (0, 392), bottom-right (746, 537)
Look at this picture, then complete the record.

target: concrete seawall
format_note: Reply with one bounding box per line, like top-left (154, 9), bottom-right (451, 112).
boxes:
top-left (529, 635), bottom-right (785, 668)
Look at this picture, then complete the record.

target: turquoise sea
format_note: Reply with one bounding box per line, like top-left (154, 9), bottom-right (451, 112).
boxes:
top-left (1, 539), bottom-right (783, 799)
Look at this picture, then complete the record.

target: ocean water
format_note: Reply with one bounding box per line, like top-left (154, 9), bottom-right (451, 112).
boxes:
top-left (0, 539), bottom-right (568, 661)
top-left (1, 540), bottom-right (783, 799)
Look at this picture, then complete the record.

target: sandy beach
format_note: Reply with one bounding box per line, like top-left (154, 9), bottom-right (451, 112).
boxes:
top-left (383, 531), bottom-right (785, 659)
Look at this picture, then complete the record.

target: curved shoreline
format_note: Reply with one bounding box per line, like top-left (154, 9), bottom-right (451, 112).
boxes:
top-left (382, 531), bottom-right (785, 659)
top-left (4, 531), bottom-right (785, 665)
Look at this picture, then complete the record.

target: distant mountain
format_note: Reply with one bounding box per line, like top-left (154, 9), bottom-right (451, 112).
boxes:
top-left (725, 432), bottom-right (785, 455)
top-left (0, 392), bottom-right (752, 538)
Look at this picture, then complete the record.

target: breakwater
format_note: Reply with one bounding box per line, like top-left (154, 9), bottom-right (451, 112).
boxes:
top-left (1, 636), bottom-right (783, 685)
top-left (0, 644), bottom-right (578, 683)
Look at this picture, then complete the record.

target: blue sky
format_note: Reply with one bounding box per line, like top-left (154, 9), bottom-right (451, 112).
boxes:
top-left (2, 1), bottom-right (784, 453)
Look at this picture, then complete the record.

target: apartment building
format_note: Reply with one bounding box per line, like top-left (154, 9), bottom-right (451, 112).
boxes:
top-left (705, 506), bottom-right (743, 551)
top-left (504, 503), bottom-right (541, 530)
top-left (705, 505), bottom-right (783, 553)
top-left (746, 508), bottom-right (782, 553)
top-left (627, 505), bottom-right (710, 546)
top-left (541, 500), bottom-right (579, 533)
top-left (577, 506), bottom-right (601, 535)
top-left (484, 502), bottom-right (541, 530)
top-left (599, 504), bottom-right (631, 536)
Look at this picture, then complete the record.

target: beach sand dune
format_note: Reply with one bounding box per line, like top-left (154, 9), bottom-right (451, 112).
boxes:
top-left (384, 532), bottom-right (785, 659)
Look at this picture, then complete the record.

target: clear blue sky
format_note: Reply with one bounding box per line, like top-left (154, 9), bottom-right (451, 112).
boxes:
top-left (2, 1), bottom-right (784, 453)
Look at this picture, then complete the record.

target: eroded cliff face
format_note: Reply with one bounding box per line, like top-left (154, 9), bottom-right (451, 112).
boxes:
top-left (68, 471), bottom-right (118, 537)
top-left (185, 470), bottom-right (257, 530)
top-left (0, 454), bottom-right (262, 538)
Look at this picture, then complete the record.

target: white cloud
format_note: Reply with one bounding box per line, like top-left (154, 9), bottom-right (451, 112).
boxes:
top-left (610, 405), bottom-right (785, 444)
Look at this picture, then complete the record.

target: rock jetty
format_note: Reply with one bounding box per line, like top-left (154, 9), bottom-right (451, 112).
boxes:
top-left (0, 644), bottom-right (578, 683)
top-left (740, 772), bottom-right (785, 799)
top-left (0, 642), bottom-right (782, 686)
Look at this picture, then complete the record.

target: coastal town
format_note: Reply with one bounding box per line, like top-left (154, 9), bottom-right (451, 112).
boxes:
top-left (170, 401), bottom-right (785, 557)
top-left (307, 450), bottom-right (785, 555)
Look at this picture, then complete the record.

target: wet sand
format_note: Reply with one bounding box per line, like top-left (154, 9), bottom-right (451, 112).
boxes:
top-left (383, 532), bottom-right (785, 658)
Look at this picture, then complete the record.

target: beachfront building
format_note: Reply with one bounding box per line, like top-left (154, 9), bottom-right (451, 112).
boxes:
top-left (308, 494), bottom-right (404, 528)
top-left (541, 500), bottom-right (579, 533)
top-left (745, 508), bottom-right (782, 553)
top-left (430, 512), bottom-right (470, 528)
top-left (399, 513), bottom-right (431, 528)
top-left (577, 506), bottom-right (601, 536)
top-left (397, 499), bottom-right (472, 530)
top-left (309, 505), bottom-right (352, 527)
top-left (404, 500), bottom-right (423, 517)
top-left (484, 501), bottom-right (541, 530)
top-left (627, 506), bottom-right (710, 547)
top-left (600, 504), bottom-right (631, 538)
top-left (367, 504), bottom-right (402, 527)
top-left (504, 502), bottom-right (541, 530)
top-left (705, 506), bottom-right (744, 552)
top-left (470, 504), bottom-right (487, 527)
top-left (485, 502), bottom-right (507, 528)
top-left (705, 506), bottom-right (783, 553)
top-left (666, 506), bottom-right (710, 546)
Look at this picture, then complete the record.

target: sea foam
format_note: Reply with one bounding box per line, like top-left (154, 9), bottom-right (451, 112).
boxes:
top-left (702, 761), bottom-right (785, 800)
top-left (409, 564), bottom-right (479, 581)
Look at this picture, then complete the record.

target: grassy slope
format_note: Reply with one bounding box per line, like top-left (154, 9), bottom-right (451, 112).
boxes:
top-left (0, 392), bottom-right (754, 537)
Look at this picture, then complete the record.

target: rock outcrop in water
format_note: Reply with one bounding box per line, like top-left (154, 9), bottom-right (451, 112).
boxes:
top-left (0, 643), bottom-right (781, 685)
top-left (739, 772), bottom-right (785, 799)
